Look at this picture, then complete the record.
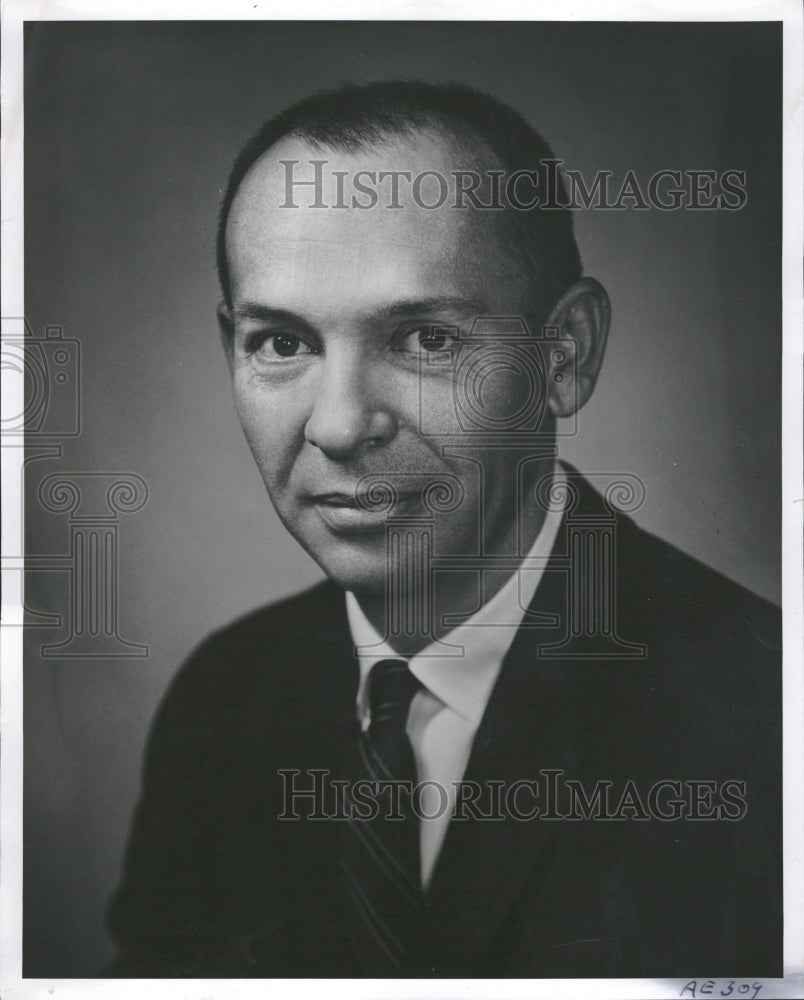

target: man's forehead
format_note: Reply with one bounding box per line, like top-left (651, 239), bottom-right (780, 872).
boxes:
top-left (224, 129), bottom-right (517, 301)
top-left (226, 132), bottom-right (529, 312)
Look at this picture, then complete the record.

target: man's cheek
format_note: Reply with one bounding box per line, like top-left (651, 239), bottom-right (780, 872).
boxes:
top-left (236, 385), bottom-right (304, 442)
top-left (418, 387), bottom-right (464, 436)
top-left (254, 437), bottom-right (300, 493)
top-left (233, 409), bottom-right (300, 496)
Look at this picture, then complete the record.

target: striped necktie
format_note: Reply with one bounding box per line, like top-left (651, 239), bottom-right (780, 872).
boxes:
top-left (339, 658), bottom-right (424, 975)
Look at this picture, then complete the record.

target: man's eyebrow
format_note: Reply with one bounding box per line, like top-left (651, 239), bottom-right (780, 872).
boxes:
top-left (232, 303), bottom-right (314, 330)
top-left (380, 297), bottom-right (489, 318)
top-left (231, 297), bottom-right (488, 327)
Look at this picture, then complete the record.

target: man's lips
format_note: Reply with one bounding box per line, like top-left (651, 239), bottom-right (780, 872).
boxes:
top-left (313, 492), bottom-right (364, 508)
top-left (308, 489), bottom-right (420, 533)
top-left (310, 490), bottom-right (418, 508)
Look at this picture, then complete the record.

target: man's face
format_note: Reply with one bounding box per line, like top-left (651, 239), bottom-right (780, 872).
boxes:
top-left (223, 131), bottom-right (551, 596)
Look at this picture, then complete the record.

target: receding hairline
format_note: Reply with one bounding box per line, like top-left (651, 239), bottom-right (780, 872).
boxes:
top-left (225, 122), bottom-right (507, 224)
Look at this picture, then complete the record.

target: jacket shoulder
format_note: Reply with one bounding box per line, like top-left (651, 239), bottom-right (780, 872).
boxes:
top-left (205, 576), bottom-right (343, 647)
top-left (617, 513), bottom-right (781, 648)
top-left (562, 464), bottom-right (780, 648)
top-left (175, 577), bottom-right (343, 682)
top-left (141, 577), bottom-right (349, 780)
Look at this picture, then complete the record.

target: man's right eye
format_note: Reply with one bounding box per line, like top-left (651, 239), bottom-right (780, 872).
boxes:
top-left (268, 332), bottom-right (303, 357)
top-left (246, 331), bottom-right (318, 360)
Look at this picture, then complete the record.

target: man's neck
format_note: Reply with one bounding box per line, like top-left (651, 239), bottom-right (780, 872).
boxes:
top-left (352, 476), bottom-right (552, 657)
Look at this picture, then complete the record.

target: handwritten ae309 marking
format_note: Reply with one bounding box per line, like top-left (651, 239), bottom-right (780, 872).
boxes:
top-left (679, 981), bottom-right (763, 998)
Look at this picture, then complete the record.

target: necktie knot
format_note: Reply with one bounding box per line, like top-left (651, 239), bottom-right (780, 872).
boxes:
top-left (368, 658), bottom-right (422, 727)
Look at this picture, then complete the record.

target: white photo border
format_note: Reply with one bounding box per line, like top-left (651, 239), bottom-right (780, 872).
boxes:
top-left (2, 2), bottom-right (802, 998)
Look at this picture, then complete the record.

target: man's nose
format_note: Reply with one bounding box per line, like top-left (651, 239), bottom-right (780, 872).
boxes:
top-left (304, 353), bottom-right (397, 460)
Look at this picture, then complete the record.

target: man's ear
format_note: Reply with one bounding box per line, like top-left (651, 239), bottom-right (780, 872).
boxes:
top-left (217, 301), bottom-right (235, 374)
top-left (544, 277), bottom-right (610, 419)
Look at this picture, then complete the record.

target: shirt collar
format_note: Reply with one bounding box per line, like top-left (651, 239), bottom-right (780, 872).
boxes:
top-left (346, 463), bottom-right (566, 728)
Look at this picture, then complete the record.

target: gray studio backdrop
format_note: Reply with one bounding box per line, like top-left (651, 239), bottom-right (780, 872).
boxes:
top-left (22, 21), bottom-right (781, 976)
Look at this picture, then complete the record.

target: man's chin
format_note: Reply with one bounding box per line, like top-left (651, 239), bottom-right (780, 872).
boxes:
top-left (297, 533), bottom-right (391, 597)
top-left (315, 559), bottom-right (389, 597)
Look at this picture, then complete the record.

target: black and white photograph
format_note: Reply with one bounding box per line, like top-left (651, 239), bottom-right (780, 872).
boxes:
top-left (2, 5), bottom-right (802, 998)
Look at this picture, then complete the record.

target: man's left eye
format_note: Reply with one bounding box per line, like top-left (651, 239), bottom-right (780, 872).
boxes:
top-left (398, 326), bottom-right (460, 354)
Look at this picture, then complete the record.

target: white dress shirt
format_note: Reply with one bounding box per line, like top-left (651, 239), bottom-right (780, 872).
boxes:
top-left (345, 465), bottom-right (565, 888)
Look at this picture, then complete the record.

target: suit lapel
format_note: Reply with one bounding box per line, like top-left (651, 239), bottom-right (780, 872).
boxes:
top-left (415, 553), bottom-right (571, 974)
top-left (416, 471), bottom-right (632, 974)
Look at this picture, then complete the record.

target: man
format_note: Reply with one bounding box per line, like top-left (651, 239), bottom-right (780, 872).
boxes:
top-left (107, 81), bottom-right (781, 977)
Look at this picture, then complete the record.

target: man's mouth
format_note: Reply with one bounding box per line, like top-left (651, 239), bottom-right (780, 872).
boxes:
top-left (314, 492), bottom-right (363, 508)
top-left (311, 488), bottom-right (419, 507)
top-left (309, 489), bottom-right (420, 533)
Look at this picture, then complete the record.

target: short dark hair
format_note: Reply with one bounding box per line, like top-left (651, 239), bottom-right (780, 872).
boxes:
top-left (216, 80), bottom-right (582, 318)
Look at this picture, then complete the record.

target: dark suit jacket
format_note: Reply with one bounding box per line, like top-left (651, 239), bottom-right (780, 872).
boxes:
top-left (107, 473), bottom-right (782, 977)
